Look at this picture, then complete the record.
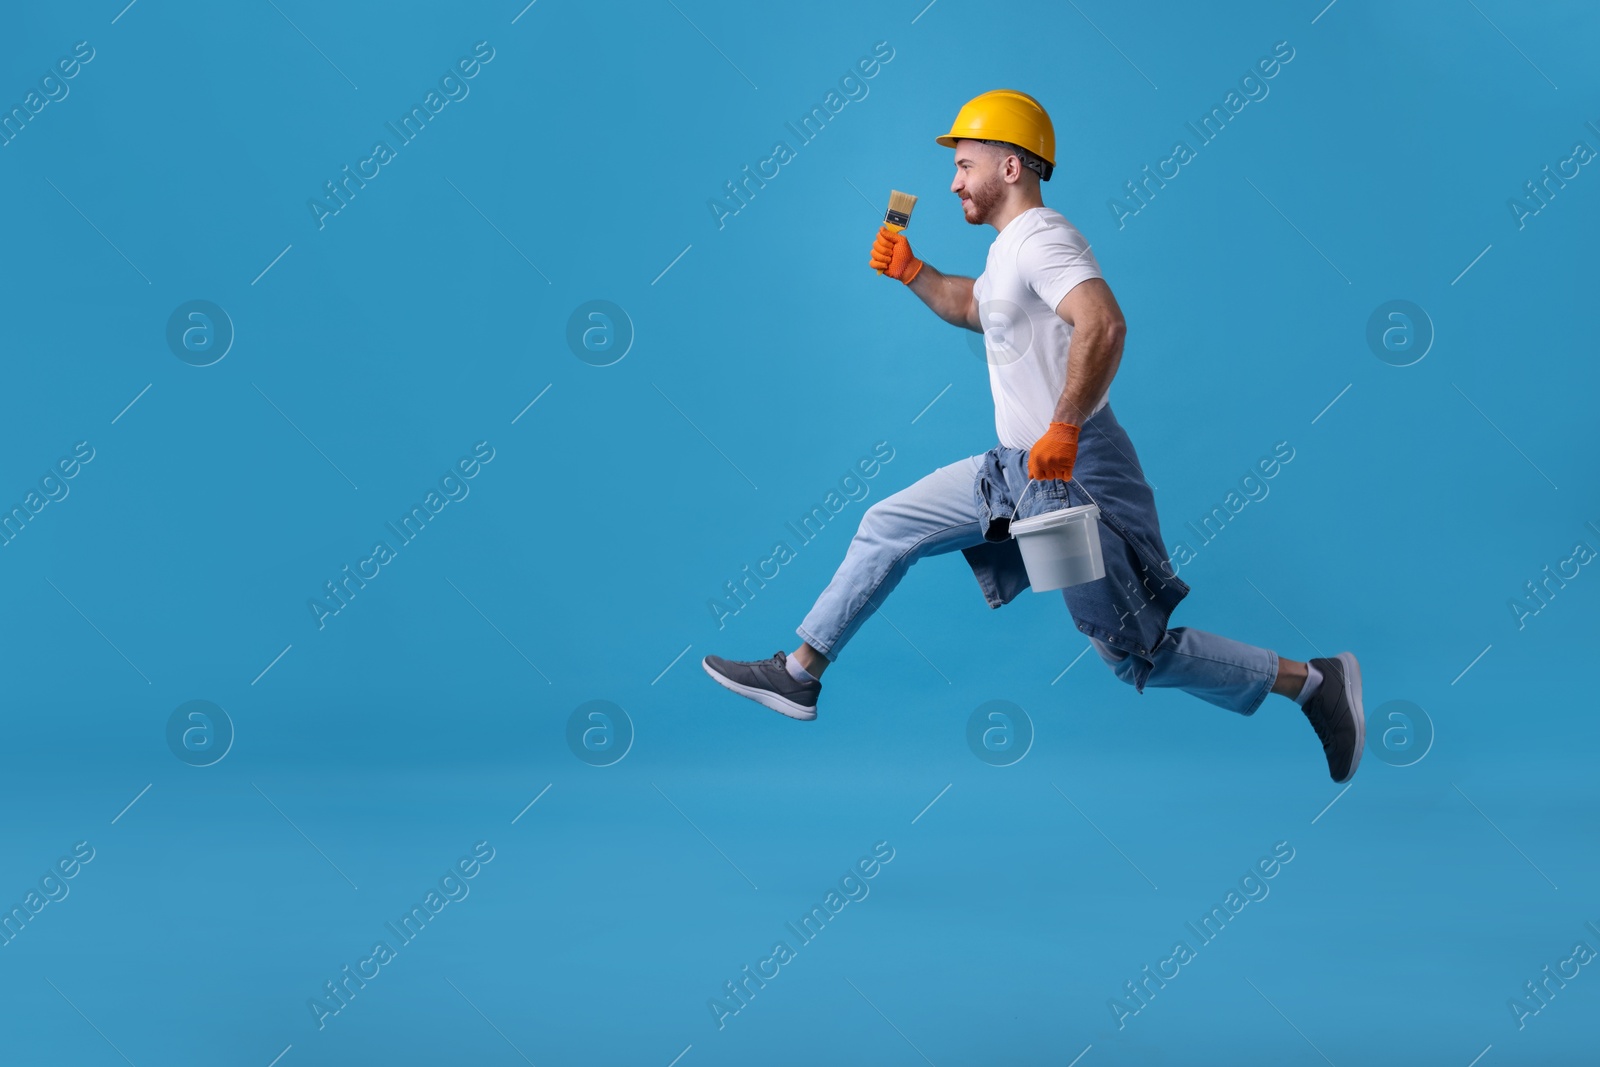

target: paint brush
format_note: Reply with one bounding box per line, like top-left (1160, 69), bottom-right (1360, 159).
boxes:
top-left (876, 190), bottom-right (917, 274)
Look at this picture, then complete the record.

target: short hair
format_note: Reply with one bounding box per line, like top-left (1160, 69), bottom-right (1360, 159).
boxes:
top-left (978, 138), bottom-right (1053, 181)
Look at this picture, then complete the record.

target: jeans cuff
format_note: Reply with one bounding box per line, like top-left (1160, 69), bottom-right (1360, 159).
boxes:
top-left (1239, 656), bottom-right (1281, 716)
top-left (794, 625), bottom-right (836, 664)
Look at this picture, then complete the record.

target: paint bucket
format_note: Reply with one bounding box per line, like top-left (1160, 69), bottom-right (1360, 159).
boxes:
top-left (1009, 481), bottom-right (1106, 591)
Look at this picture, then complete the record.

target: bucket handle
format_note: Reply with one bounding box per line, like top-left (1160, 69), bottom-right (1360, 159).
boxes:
top-left (1008, 475), bottom-right (1103, 525)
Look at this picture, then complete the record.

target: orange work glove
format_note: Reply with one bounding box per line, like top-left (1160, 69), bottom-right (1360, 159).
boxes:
top-left (869, 225), bottom-right (924, 284)
top-left (1028, 422), bottom-right (1081, 482)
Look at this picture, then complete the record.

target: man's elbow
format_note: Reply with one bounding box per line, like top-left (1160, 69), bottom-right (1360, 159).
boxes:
top-left (1089, 312), bottom-right (1126, 351)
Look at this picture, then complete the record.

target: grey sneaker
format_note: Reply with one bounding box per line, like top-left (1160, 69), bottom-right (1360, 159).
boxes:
top-left (1301, 652), bottom-right (1365, 783)
top-left (702, 651), bottom-right (820, 721)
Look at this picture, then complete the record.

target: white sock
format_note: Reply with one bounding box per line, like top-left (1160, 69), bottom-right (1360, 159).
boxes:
top-left (785, 654), bottom-right (817, 684)
top-left (1294, 663), bottom-right (1323, 705)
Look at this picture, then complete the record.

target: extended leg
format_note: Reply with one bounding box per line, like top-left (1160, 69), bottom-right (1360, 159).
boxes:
top-left (702, 454), bottom-right (991, 719)
top-left (794, 454), bottom-right (989, 673)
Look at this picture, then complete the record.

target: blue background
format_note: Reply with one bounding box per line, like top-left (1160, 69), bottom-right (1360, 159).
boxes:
top-left (2, 0), bottom-right (1597, 1064)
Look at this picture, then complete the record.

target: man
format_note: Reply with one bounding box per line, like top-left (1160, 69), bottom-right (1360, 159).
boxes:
top-left (702, 90), bottom-right (1364, 782)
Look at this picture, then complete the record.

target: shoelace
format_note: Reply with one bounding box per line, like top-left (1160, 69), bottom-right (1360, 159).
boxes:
top-left (771, 650), bottom-right (816, 687)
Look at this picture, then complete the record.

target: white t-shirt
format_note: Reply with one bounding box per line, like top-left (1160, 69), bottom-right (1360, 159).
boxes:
top-left (972, 207), bottom-right (1106, 450)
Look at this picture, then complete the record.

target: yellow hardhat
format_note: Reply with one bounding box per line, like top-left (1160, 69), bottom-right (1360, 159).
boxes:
top-left (935, 89), bottom-right (1055, 180)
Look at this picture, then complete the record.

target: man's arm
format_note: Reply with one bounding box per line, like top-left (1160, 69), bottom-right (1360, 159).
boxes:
top-left (869, 228), bottom-right (980, 331)
top-left (1050, 277), bottom-right (1126, 426)
top-left (906, 262), bottom-right (981, 333)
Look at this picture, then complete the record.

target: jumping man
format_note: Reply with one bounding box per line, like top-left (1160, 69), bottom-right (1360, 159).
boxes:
top-left (702, 90), bottom-right (1364, 782)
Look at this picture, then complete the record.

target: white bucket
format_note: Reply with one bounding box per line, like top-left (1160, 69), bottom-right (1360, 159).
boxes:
top-left (1010, 502), bottom-right (1106, 591)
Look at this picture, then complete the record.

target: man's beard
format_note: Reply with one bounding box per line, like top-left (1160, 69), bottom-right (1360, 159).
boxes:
top-left (962, 179), bottom-right (1002, 225)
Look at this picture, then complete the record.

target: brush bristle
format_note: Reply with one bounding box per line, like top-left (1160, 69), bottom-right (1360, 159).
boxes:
top-left (883, 189), bottom-right (917, 230)
top-left (887, 190), bottom-right (917, 217)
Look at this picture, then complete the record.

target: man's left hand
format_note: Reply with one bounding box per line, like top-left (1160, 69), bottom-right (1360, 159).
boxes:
top-left (1028, 422), bottom-right (1080, 482)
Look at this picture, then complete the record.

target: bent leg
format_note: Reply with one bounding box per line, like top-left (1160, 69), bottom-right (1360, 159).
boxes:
top-left (1090, 626), bottom-right (1279, 716)
top-left (797, 455), bottom-right (987, 663)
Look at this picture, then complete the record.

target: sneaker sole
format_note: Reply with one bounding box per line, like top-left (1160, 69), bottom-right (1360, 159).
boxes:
top-left (702, 660), bottom-right (817, 721)
top-left (1334, 651), bottom-right (1364, 783)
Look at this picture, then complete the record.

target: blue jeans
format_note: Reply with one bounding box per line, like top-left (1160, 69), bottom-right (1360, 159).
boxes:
top-left (795, 452), bottom-right (1280, 715)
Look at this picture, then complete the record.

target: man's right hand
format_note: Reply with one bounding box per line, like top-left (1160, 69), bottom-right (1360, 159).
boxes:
top-left (870, 226), bottom-right (924, 284)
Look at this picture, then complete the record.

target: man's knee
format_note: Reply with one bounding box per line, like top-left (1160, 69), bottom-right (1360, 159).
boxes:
top-left (854, 497), bottom-right (897, 543)
top-left (1091, 639), bottom-right (1141, 686)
